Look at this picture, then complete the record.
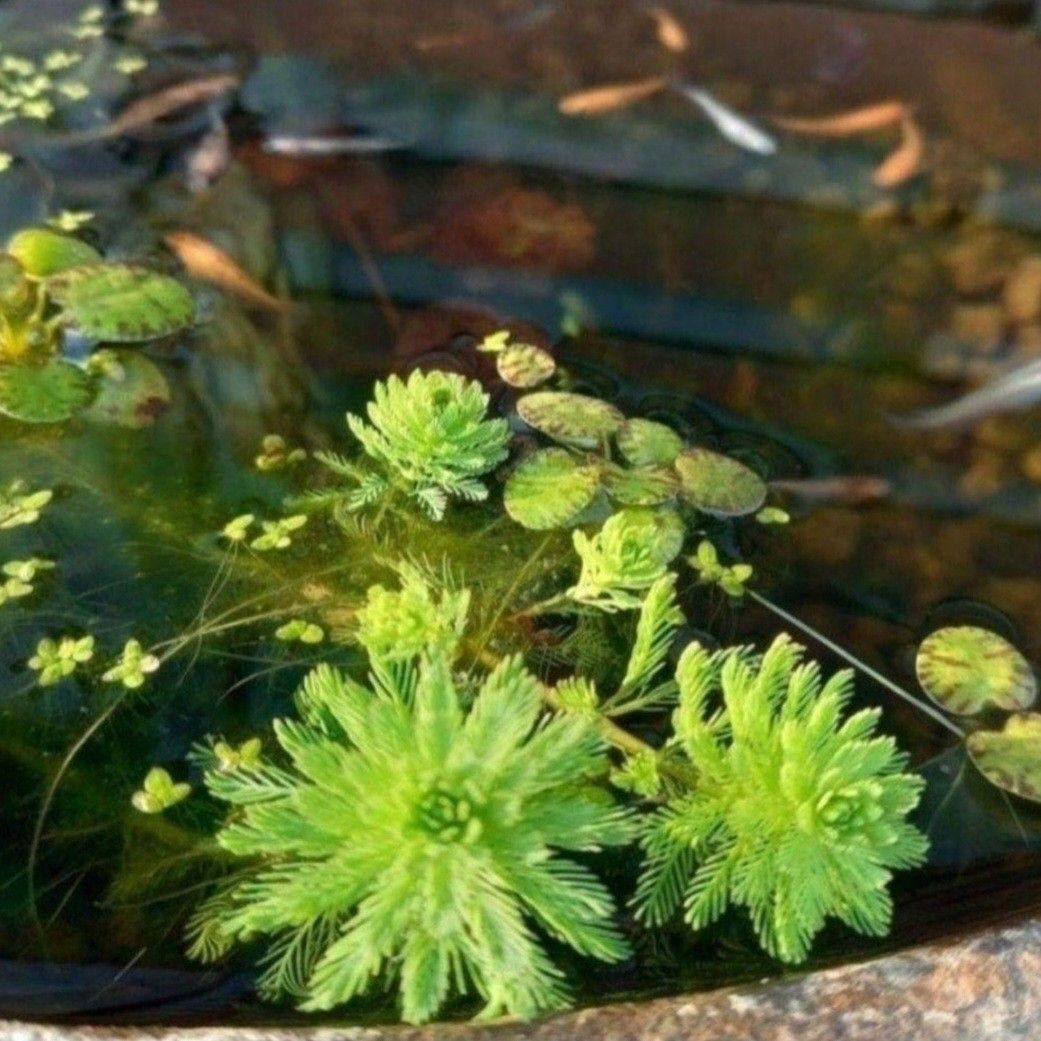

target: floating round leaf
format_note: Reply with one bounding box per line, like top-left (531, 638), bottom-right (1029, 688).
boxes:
top-left (83, 349), bottom-right (171, 429)
top-left (497, 343), bottom-right (556, 388)
top-left (617, 418), bottom-right (684, 467)
top-left (516, 391), bottom-right (624, 448)
top-left (0, 360), bottom-right (94, 423)
top-left (504, 448), bottom-right (601, 530)
top-left (916, 626), bottom-right (1036, 716)
top-left (604, 463), bottom-right (677, 506)
top-left (7, 228), bottom-right (101, 278)
top-left (674, 447), bottom-right (767, 518)
top-left (50, 264), bottom-right (196, 342)
top-left (967, 713), bottom-right (1041, 804)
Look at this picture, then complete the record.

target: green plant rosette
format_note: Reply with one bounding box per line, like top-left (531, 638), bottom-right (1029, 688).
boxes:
top-left (674, 447), bottom-right (767, 518)
top-left (916, 626), bottom-right (1036, 716)
top-left (516, 391), bottom-right (624, 449)
top-left (966, 713), bottom-right (1041, 804)
top-left (504, 448), bottom-right (601, 530)
top-left (49, 263), bottom-right (196, 342)
top-left (0, 359), bottom-right (94, 423)
top-left (83, 349), bottom-right (172, 428)
top-left (497, 343), bottom-right (556, 388)
top-left (7, 229), bottom-right (101, 278)
top-left (617, 418), bottom-right (684, 467)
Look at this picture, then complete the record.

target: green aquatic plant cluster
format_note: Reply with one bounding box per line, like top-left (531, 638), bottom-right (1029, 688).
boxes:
top-left (318, 369), bottom-right (511, 520)
top-left (0, 225), bottom-right (194, 423)
top-left (636, 635), bottom-right (928, 963)
top-left (0, 1), bottom-right (160, 171)
top-left (185, 565), bottom-right (927, 1023)
top-left (23, 335), bottom-right (1041, 1027)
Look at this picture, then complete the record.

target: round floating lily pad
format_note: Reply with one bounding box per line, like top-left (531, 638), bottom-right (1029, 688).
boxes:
top-left (0, 359), bottom-right (94, 423)
top-left (83, 349), bottom-right (171, 428)
top-left (497, 343), bottom-right (555, 388)
top-left (504, 448), bottom-right (601, 530)
top-left (617, 418), bottom-right (684, 467)
top-left (50, 264), bottom-right (196, 342)
top-left (516, 391), bottom-right (624, 449)
top-left (916, 626), bottom-right (1036, 716)
top-left (604, 463), bottom-right (678, 506)
top-left (674, 447), bottom-right (767, 518)
top-left (967, 713), bottom-right (1041, 804)
top-left (7, 229), bottom-right (101, 278)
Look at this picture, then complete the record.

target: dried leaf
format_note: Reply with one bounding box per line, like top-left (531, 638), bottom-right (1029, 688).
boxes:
top-left (559, 77), bottom-right (667, 116)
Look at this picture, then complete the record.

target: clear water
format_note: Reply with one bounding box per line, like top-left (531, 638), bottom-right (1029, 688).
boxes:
top-left (3, 0), bottom-right (1041, 1025)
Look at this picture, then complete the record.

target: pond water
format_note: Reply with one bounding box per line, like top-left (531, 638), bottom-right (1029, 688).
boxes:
top-left (3, 0), bottom-right (1041, 1027)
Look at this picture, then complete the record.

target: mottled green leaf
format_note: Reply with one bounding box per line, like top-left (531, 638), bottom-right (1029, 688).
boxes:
top-left (603, 463), bottom-right (677, 506)
top-left (916, 626), bottom-right (1036, 716)
top-left (83, 349), bottom-right (171, 428)
top-left (7, 228), bottom-right (100, 277)
top-left (516, 391), bottom-right (624, 449)
top-left (0, 359), bottom-right (94, 423)
top-left (497, 343), bottom-right (556, 388)
top-left (617, 418), bottom-right (684, 467)
top-left (50, 263), bottom-right (195, 342)
top-left (674, 447), bottom-right (767, 518)
top-left (504, 448), bottom-right (601, 530)
top-left (967, 713), bottom-right (1041, 804)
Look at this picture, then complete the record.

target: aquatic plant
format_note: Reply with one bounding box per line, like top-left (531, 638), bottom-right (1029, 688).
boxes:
top-left (323, 369), bottom-right (511, 520)
top-left (190, 649), bottom-right (635, 1023)
top-left (635, 634), bottom-right (928, 963)
top-left (28, 634), bottom-right (95, 686)
top-left (0, 2), bottom-right (161, 171)
top-left (0, 481), bottom-right (52, 528)
top-left (568, 508), bottom-right (684, 612)
top-left (0, 227), bottom-right (194, 423)
top-left (355, 562), bottom-right (470, 660)
top-left (132, 767), bottom-right (191, 815)
top-left (688, 539), bottom-right (754, 598)
top-left (102, 639), bottom-right (160, 688)
top-left (966, 713), bottom-right (1041, 804)
top-left (0, 557), bottom-right (53, 606)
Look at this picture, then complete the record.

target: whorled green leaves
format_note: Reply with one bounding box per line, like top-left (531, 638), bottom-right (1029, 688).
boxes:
top-left (916, 626), bottom-right (1036, 716)
top-left (504, 448), bottom-right (601, 529)
top-left (49, 263), bottom-right (196, 342)
top-left (966, 713), bottom-right (1041, 804)
top-left (0, 359), bottom-right (94, 422)
top-left (673, 447), bottom-right (767, 518)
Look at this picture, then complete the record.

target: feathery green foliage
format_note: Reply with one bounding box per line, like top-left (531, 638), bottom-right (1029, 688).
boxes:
top-left (193, 646), bottom-right (635, 1022)
top-left (338, 370), bottom-right (511, 520)
top-left (635, 634), bottom-right (928, 964)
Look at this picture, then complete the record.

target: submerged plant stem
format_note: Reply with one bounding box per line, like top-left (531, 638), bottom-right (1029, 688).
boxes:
top-left (748, 590), bottom-right (966, 739)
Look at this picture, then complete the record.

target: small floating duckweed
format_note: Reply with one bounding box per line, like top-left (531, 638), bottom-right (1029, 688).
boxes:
top-left (274, 618), bottom-right (325, 644)
top-left (102, 639), bottom-right (160, 689)
top-left (28, 634), bottom-right (95, 686)
top-left (0, 482), bottom-right (52, 529)
top-left (916, 625), bottom-right (1037, 716)
top-left (131, 767), bottom-right (191, 815)
top-left (688, 539), bottom-right (754, 598)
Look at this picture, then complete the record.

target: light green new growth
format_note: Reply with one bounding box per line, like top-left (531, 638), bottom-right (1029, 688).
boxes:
top-left (635, 634), bottom-right (928, 964)
top-left (355, 563), bottom-right (470, 661)
top-left (339, 370), bottom-right (510, 520)
top-left (569, 508), bottom-right (684, 612)
top-left (191, 649), bottom-right (635, 1023)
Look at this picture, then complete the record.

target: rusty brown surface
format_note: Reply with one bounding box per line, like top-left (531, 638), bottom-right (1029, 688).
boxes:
top-left (3, 913), bottom-right (1041, 1041)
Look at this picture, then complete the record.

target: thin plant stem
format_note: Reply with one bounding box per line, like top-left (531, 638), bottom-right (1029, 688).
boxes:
top-left (748, 590), bottom-right (965, 739)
